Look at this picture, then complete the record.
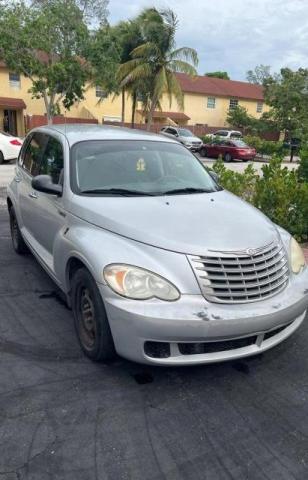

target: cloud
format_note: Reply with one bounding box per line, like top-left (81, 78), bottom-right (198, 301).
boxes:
top-left (109, 0), bottom-right (308, 80)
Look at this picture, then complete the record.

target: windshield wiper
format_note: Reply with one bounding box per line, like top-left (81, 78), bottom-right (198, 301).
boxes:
top-left (81, 188), bottom-right (157, 196)
top-left (161, 187), bottom-right (213, 195)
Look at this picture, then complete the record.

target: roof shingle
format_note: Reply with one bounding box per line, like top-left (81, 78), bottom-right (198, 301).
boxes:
top-left (176, 73), bottom-right (264, 101)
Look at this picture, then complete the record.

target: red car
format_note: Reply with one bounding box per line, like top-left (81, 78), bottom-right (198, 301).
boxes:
top-left (199, 139), bottom-right (256, 162)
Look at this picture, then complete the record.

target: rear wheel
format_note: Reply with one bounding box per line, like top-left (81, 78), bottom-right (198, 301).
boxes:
top-left (0, 151), bottom-right (4, 165)
top-left (9, 206), bottom-right (28, 254)
top-left (71, 267), bottom-right (115, 362)
top-left (224, 152), bottom-right (232, 162)
top-left (200, 147), bottom-right (208, 158)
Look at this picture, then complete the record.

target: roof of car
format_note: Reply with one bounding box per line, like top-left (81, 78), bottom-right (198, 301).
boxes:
top-left (32, 123), bottom-right (177, 145)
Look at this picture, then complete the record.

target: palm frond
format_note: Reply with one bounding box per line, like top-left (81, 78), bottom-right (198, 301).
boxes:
top-left (169, 47), bottom-right (198, 67)
top-left (117, 58), bottom-right (142, 81)
top-left (119, 63), bottom-right (152, 87)
top-left (131, 42), bottom-right (160, 59)
top-left (165, 71), bottom-right (184, 110)
top-left (153, 67), bottom-right (168, 103)
top-left (168, 59), bottom-right (197, 76)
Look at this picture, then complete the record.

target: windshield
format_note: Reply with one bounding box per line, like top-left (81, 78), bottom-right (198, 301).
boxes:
top-left (178, 129), bottom-right (193, 137)
top-left (71, 140), bottom-right (220, 196)
top-left (232, 140), bottom-right (248, 147)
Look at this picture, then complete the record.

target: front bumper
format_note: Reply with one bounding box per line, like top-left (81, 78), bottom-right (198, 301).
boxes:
top-left (236, 153), bottom-right (256, 160)
top-left (185, 145), bottom-right (202, 151)
top-left (99, 268), bottom-right (308, 365)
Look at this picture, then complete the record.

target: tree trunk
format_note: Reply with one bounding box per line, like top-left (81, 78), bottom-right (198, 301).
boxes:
top-left (121, 88), bottom-right (125, 125)
top-left (146, 96), bottom-right (158, 132)
top-left (43, 92), bottom-right (53, 125)
top-left (131, 92), bottom-right (137, 129)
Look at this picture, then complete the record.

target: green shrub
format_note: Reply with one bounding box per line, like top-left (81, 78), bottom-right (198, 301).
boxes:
top-left (253, 156), bottom-right (308, 241)
top-left (212, 156), bottom-right (308, 242)
top-left (243, 135), bottom-right (288, 157)
top-left (298, 147), bottom-right (308, 182)
top-left (212, 158), bottom-right (258, 202)
top-left (201, 135), bottom-right (213, 144)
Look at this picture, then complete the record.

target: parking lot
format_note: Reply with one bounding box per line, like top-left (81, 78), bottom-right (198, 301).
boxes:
top-left (1, 161), bottom-right (308, 480)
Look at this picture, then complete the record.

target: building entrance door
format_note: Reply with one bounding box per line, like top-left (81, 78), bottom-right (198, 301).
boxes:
top-left (3, 109), bottom-right (17, 136)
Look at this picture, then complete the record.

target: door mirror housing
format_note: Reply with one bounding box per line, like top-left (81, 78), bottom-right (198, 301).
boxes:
top-left (208, 169), bottom-right (219, 183)
top-left (32, 175), bottom-right (63, 196)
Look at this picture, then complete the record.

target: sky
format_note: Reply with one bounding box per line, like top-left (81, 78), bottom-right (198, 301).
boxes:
top-left (108, 0), bottom-right (308, 81)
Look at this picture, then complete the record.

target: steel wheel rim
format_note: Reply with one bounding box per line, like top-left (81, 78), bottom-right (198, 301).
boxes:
top-left (78, 287), bottom-right (97, 350)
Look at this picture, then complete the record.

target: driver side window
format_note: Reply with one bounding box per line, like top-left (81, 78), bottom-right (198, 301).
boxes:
top-left (22, 133), bottom-right (48, 176)
top-left (40, 136), bottom-right (64, 184)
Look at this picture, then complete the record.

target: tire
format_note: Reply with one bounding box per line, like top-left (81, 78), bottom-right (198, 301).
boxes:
top-left (71, 268), bottom-right (115, 362)
top-left (0, 151), bottom-right (4, 165)
top-left (200, 147), bottom-right (208, 158)
top-left (224, 152), bottom-right (232, 163)
top-left (9, 206), bottom-right (28, 254)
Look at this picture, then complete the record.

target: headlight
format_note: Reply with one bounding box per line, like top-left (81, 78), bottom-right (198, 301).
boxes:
top-left (290, 237), bottom-right (306, 274)
top-left (183, 141), bottom-right (192, 146)
top-left (103, 264), bottom-right (180, 301)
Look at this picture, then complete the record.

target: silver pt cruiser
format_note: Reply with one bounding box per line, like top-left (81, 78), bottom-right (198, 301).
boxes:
top-left (7, 125), bottom-right (308, 365)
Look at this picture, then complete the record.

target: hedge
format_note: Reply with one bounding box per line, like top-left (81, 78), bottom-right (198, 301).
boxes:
top-left (212, 156), bottom-right (308, 242)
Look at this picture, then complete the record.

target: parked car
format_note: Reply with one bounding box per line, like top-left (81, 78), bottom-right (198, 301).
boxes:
top-left (209, 129), bottom-right (243, 140)
top-left (0, 131), bottom-right (23, 164)
top-left (200, 139), bottom-right (256, 162)
top-left (7, 125), bottom-right (308, 365)
top-left (160, 126), bottom-right (202, 151)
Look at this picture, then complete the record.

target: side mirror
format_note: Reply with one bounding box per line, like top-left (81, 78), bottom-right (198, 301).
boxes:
top-left (32, 175), bottom-right (63, 196)
top-left (208, 170), bottom-right (219, 183)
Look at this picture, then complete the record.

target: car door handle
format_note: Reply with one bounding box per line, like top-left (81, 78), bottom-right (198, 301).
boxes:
top-left (14, 175), bottom-right (22, 183)
top-left (28, 191), bottom-right (38, 199)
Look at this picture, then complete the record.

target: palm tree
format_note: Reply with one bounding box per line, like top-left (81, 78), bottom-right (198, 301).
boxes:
top-left (113, 19), bottom-right (144, 124)
top-left (118, 8), bottom-right (198, 130)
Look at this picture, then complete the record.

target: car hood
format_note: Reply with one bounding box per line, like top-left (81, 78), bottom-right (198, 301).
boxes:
top-left (69, 190), bottom-right (279, 255)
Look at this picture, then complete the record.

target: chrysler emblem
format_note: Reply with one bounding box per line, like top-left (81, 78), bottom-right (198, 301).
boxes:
top-left (246, 248), bottom-right (257, 255)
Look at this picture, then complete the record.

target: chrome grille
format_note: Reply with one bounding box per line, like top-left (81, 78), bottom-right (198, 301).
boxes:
top-left (188, 240), bottom-right (289, 304)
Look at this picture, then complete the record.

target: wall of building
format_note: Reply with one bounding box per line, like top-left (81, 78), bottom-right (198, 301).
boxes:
top-left (158, 92), bottom-right (269, 127)
top-left (0, 67), bottom-right (135, 127)
top-left (0, 66), bottom-right (269, 132)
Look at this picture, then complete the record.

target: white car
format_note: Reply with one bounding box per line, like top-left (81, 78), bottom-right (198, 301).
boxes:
top-left (160, 126), bottom-right (203, 151)
top-left (210, 130), bottom-right (243, 140)
top-left (0, 131), bottom-right (23, 164)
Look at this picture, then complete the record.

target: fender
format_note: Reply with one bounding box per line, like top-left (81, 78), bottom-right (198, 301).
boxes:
top-left (53, 214), bottom-right (201, 296)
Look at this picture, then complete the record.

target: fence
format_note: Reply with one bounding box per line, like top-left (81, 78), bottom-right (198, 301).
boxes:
top-left (25, 115), bottom-right (98, 131)
top-left (102, 121), bottom-right (280, 141)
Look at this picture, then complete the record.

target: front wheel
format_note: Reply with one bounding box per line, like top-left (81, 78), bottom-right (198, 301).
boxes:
top-left (200, 147), bottom-right (208, 158)
top-left (71, 268), bottom-right (115, 362)
top-left (9, 207), bottom-right (28, 254)
top-left (0, 151), bottom-right (4, 165)
top-left (224, 152), bottom-right (232, 162)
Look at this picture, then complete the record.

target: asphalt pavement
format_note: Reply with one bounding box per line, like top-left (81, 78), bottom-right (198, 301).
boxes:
top-left (1, 164), bottom-right (308, 480)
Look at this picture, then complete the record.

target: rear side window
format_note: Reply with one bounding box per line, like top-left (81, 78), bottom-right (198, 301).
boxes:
top-left (22, 133), bottom-right (48, 176)
top-left (40, 136), bottom-right (64, 184)
top-left (165, 128), bottom-right (177, 135)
